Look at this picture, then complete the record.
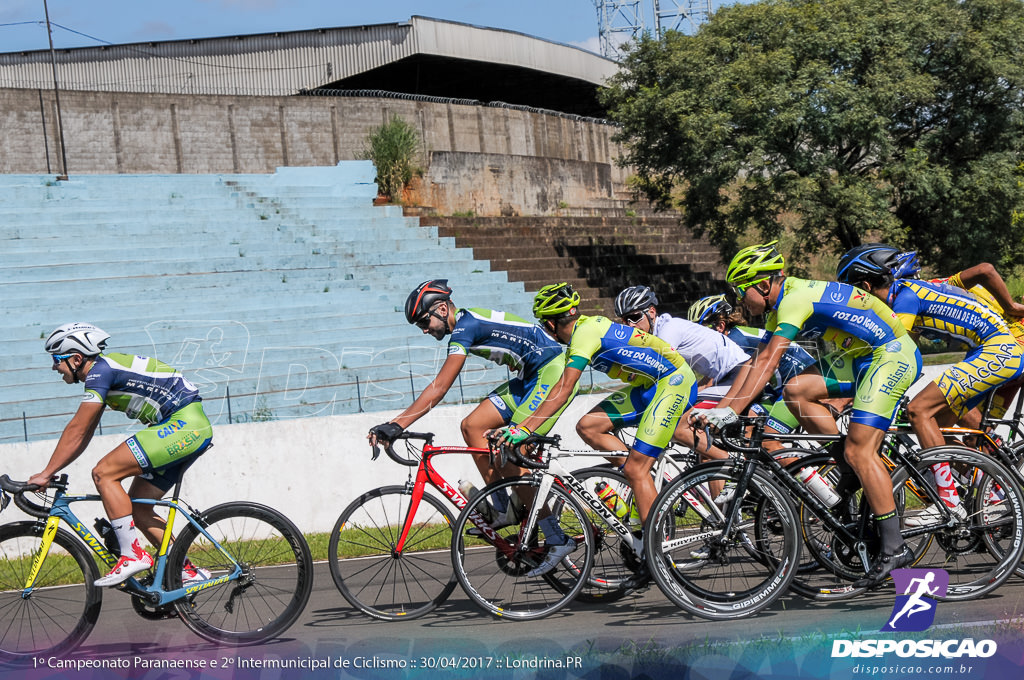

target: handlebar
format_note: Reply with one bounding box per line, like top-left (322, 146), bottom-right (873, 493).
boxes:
top-left (370, 431), bottom-right (434, 467)
top-left (0, 474), bottom-right (61, 519)
top-left (489, 433), bottom-right (560, 470)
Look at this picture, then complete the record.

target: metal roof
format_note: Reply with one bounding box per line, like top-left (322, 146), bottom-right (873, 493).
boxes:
top-left (0, 16), bottom-right (617, 102)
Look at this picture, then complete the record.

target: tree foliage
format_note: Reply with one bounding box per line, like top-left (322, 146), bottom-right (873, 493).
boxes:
top-left (601, 0), bottom-right (1024, 272)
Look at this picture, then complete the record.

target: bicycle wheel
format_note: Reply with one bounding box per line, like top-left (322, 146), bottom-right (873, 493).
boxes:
top-left (0, 522), bottom-right (101, 663)
top-left (167, 502), bottom-right (313, 644)
top-left (451, 477), bottom-right (593, 621)
top-left (645, 461), bottom-right (800, 620)
top-left (328, 486), bottom-right (457, 620)
top-left (896, 446), bottom-right (1024, 600)
top-left (572, 466), bottom-right (645, 602)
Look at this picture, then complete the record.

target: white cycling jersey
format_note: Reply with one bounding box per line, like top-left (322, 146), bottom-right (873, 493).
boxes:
top-left (651, 313), bottom-right (749, 384)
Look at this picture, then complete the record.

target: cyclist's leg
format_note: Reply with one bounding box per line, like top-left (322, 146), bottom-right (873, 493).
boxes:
top-left (126, 476), bottom-right (170, 546)
top-left (906, 382), bottom-right (962, 449)
top-left (628, 367), bottom-right (698, 521)
top-left (461, 397), bottom-right (513, 484)
top-left (782, 366), bottom-right (840, 436)
top-left (578, 384), bottom-right (649, 466)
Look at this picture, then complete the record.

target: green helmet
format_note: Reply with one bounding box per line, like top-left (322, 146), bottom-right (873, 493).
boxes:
top-left (726, 241), bottom-right (785, 289)
top-left (533, 283), bottom-right (581, 319)
top-left (687, 295), bottom-right (732, 326)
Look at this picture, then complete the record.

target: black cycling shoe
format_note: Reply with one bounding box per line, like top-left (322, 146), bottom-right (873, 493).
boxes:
top-left (853, 544), bottom-right (914, 589)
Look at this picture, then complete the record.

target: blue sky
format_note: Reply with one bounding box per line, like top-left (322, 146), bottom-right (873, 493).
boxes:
top-left (0, 1), bottom-right (731, 55)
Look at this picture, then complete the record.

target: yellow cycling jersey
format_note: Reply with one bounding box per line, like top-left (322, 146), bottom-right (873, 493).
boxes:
top-left (565, 315), bottom-right (687, 387)
top-left (891, 279), bottom-right (1009, 348)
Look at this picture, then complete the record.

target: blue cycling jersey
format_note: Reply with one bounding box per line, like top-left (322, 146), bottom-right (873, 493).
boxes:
top-left (83, 353), bottom-right (201, 425)
top-left (726, 326), bottom-right (814, 389)
top-left (448, 308), bottom-right (564, 376)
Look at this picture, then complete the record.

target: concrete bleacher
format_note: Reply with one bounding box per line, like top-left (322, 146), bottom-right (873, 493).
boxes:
top-left (0, 162), bottom-right (559, 444)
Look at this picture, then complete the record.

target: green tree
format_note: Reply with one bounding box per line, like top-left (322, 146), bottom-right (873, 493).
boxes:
top-left (601, 0), bottom-right (1024, 272)
top-left (362, 116), bottom-right (422, 203)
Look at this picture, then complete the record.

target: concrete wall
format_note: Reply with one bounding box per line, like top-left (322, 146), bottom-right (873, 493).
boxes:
top-left (0, 88), bottom-right (629, 216)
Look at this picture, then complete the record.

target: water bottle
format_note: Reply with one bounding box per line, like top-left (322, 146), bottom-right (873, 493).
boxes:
top-left (796, 467), bottom-right (841, 507)
top-left (595, 482), bottom-right (640, 525)
top-left (458, 480), bottom-right (493, 522)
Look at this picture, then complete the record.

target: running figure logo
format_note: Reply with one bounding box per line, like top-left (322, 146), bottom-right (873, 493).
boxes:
top-left (882, 568), bottom-right (949, 632)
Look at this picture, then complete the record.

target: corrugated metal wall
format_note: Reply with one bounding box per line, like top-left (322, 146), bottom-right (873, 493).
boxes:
top-left (0, 17), bottom-right (615, 96)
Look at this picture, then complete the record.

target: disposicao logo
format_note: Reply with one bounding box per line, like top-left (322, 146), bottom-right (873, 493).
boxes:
top-left (883, 568), bottom-right (947, 632)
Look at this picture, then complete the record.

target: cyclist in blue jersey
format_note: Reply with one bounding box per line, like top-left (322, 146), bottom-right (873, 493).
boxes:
top-left (29, 323), bottom-right (213, 587)
top-left (367, 280), bottom-right (575, 524)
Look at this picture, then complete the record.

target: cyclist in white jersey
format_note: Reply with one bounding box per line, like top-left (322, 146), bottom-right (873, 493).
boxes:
top-left (576, 286), bottom-right (751, 463)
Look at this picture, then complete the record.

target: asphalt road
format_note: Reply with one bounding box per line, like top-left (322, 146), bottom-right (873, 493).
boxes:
top-left (6, 560), bottom-right (1024, 680)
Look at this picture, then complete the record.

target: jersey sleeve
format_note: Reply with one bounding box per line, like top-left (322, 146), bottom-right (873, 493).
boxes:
top-left (82, 360), bottom-right (113, 404)
top-left (771, 288), bottom-right (814, 341)
top-left (888, 286), bottom-right (921, 333)
top-left (447, 311), bottom-right (476, 356)
top-left (565, 317), bottom-right (603, 370)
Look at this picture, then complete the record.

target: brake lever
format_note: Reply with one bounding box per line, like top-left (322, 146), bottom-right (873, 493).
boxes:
top-left (0, 489), bottom-right (9, 513)
top-left (371, 443), bottom-right (381, 461)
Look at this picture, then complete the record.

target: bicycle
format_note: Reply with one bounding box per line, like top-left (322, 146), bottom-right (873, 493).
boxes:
top-left (0, 469), bottom-right (313, 664)
top-left (450, 433), bottom-right (658, 620)
top-left (643, 416), bottom-right (1024, 618)
top-left (329, 431), bottom-right (590, 621)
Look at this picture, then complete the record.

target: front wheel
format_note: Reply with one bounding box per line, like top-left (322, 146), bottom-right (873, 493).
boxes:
top-left (0, 522), bottom-right (102, 663)
top-left (644, 462), bottom-right (800, 620)
top-left (451, 477), bottom-right (594, 621)
top-left (168, 502), bottom-right (313, 644)
top-left (328, 486), bottom-right (457, 621)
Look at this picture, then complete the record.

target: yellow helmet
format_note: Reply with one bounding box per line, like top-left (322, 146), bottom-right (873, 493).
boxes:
top-left (533, 283), bottom-right (581, 319)
top-left (726, 241), bottom-right (785, 291)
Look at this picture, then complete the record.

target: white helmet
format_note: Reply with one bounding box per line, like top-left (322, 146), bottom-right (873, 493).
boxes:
top-left (45, 323), bottom-right (110, 357)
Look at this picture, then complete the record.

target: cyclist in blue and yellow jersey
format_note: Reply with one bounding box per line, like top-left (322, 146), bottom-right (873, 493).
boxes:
top-left (697, 242), bottom-right (922, 588)
top-left (367, 280), bottom-right (576, 527)
top-left (574, 285), bottom-right (748, 465)
top-left (496, 284), bottom-right (699, 540)
top-left (837, 246), bottom-right (1024, 527)
top-left (688, 294), bottom-right (816, 439)
top-left (892, 252), bottom-right (1024, 426)
top-left (29, 323), bottom-right (213, 587)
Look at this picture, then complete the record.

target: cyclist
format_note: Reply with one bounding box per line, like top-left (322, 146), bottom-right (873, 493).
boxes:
top-left (836, 245), bottom-right (1024, 525)
top-left (28, 323), bottom-right (213, 587)
top-left (894, 252), bottom-right (1024, 430)
top-left (575, 285), bottom-right (747, 464)
top-left (696, 242), bottom-right (922, 588)
top-left (367, 279), bottom-right (575, 526)
top-left (496, 283), bottom-right (699, 575)
top-left (688, 294), bottom-right (816, 439)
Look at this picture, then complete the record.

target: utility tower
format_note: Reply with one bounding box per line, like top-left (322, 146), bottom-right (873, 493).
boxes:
top-left (594, 0), bottom-right (713, 58)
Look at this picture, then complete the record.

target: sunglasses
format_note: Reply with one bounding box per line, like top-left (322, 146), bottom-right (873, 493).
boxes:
top-left (413, 315), bottom-right (433, 330)
top-left (734, 277), bottom-right (770, 298)
top-left (51, 353), bottom-right (75, 365)
top-left (623, 312), bottom-right (646, 325)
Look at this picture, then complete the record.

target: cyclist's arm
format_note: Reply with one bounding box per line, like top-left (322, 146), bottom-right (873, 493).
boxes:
top-left (955, 263), bottom-right (1024, 318)
top-left (517, 366), bottom-right (582, 434)
top-left (390, 353), bottom-right (467, 430)
top-left (28, 401), bottom-right (104, 487)
top-left (716, 335), bottom-right (791, 414)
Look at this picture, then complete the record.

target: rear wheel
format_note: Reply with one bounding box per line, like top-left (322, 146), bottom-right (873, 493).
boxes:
top-left (168, 502), bottom-right (313, 644)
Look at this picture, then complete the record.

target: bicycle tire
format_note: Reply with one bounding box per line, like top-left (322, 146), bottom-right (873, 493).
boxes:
top-left (899, 446), bottom-right (1024, 600)
top-left (167, 502), bottom-right (313, 644)
top-left (328, 486), bottom-right (457, 621)
top-left (451, 477), bottom-right (593, 621)
top-left (644, 461), bottom-right (800, 620)
top-left (0, 521), bottom-right (101, 663)
top-left (571, 467), bottom-right (646, 602)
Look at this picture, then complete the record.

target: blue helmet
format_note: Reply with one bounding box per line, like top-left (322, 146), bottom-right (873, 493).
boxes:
top-left (835, 244), bottom-right (900, 286)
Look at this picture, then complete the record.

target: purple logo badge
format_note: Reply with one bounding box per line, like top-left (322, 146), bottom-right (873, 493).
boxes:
top-left (882, 568), bottom-right (948, 632)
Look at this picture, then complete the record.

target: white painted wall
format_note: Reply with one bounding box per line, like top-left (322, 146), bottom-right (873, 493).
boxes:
top-left (3, 364), bottom-right (998, 535)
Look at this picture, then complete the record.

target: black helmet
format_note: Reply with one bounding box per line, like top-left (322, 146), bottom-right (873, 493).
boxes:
top-left (835, 244), bottom-right (900, 287)
top-left (404, 279), bottom-right (453, 324)
top-left (614, 285), bottom-right (658, 318)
